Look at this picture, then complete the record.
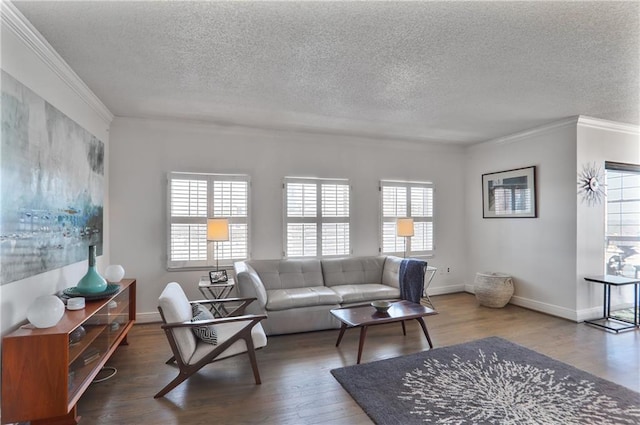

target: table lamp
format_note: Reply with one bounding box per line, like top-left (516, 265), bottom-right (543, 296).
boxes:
top-left (207, 218), bottom-right (229, 271)
top-left (396, 217), bottom-right (414, 258)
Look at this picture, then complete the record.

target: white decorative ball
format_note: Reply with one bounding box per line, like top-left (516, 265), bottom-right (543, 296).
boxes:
top-left (27, 295), bottom-right (65, 328)
top-left (104, 264), bottom-right (125, 283)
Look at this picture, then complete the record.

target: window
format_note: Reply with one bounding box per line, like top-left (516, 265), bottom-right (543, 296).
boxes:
top-left (380, 180), bottom-right (434, 256)
top-left (605, 162), bottom-right (640, 278)
top-left (284, 177), bottom-right (351, 257)
top-left (168, 172), bottom-right (249, 269)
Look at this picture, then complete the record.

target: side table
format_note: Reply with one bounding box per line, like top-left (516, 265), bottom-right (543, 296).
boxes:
top-left (198, 276), bottom-right (235, 317)
top-left (422, 266), bottom-right (437, 310)
top-left (584, 275), bottom-right (640, 333)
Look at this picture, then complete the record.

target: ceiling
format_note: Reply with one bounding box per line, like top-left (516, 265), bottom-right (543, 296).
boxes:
top-left (11, 1), bottom-right (640, 145)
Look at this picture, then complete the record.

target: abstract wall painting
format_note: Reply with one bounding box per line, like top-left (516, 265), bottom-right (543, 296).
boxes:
top-left (1, 70), bottom-right (104, 284)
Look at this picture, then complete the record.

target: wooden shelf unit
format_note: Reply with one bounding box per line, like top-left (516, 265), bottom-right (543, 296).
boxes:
top-left (1, 279), bottom-right (136, 425)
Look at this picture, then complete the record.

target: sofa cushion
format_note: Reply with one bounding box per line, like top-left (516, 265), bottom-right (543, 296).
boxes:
top-left (321, 256), bottom-right (386, 287)
top-left (266, 287), bottom-right (342, 310)
top-left (331, 284), bottom-right (400, 303)
top-left (247, 259), bottom-right (324, 290)
top-left (381, 256), bottom-right (402, 288)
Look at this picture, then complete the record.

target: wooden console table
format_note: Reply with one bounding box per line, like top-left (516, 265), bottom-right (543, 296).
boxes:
top-left (1, 279), bottom-right (136, 424)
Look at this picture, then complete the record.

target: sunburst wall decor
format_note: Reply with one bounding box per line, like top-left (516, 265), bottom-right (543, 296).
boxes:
top-left (577, 162), bottom-right (605, 206)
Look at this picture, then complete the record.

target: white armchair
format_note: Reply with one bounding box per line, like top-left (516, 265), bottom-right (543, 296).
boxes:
top-left (155, 282), bottom-right (267, 398)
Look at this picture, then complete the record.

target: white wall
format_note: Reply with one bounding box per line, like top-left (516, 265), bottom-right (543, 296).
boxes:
top-left (576, 118), bottom-right (640, 318)
top-left (109, 117), bottom-right (467, 321)
top-left (465, 120), bottom-right (579, 320)
top-left (0, 5), bottom-right (112, 334)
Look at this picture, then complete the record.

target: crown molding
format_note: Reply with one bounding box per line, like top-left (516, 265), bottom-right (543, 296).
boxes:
top-left (577, 116), bottom-right (640, 135)
top-left (470, 114), bottom-right (640, 151)
top-left (469, 116), bottom-right (579, 151)
top-left (115, 115), bottom-right (466, 153)
top-left (1, 1), bottom-right (114, 125)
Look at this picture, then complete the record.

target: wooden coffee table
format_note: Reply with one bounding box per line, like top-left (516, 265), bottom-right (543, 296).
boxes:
top-left (330, 300), bottom-right (437, 364)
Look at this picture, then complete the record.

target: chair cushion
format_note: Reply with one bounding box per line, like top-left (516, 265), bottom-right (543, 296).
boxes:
top-left (189, 321), bottom-right (267, 365)
top-left (158, 282), bottom-right (198, 362)
top-left (266, 287), bottom-right (342, 311)
top-left (191, 303), bottom-right (217, 345)
top-left (330, 283), bottom-right (400, 303)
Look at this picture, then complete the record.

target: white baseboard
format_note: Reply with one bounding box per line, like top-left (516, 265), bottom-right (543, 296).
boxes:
top-left (428, 284), bottom-right (466, 296)
top-left (509, 295), bottom-right (578, 322)
top-left (465, 284), bottom-right (580, 322)
top-left (136, 311), bottom-right (161, 323)
top-left (577, 302), bottom-right (636, 322)
top-left (510, 297), bottom-right (637, 323)
top-left (576, 306), bottom-right (603, 323)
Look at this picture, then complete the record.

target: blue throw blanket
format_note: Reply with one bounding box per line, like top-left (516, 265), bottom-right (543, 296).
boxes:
top-left (399, 259), bottom-right (426, 304)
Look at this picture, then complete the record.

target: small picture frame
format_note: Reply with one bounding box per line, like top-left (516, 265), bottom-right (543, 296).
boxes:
top-left (209, 270), bottom-right (228, 283)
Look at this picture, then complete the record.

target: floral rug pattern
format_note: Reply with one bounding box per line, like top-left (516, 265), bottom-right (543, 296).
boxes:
top-left (331, 337), bottom-right (640, 425)
top-left (399, 350), bottom-right (640, 424)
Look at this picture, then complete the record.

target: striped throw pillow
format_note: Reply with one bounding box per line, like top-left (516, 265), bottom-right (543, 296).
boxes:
top-left (191, 303), bottom-right (217, 345)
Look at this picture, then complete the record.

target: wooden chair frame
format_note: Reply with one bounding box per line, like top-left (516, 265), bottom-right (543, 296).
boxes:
top-left (155, 297), bottom-right (267, 398)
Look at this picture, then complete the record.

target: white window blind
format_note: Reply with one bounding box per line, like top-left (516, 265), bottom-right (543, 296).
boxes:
top-left (171, 179), bottom-right (207, 217)
top-left (287, 183), bottom-right (317, 217)
top-left (380, 180), bottom-right (434, 256)
top-left (168, 172), bottom-right (250, 269)
top-left (284, 178), bottom-right (351, 257)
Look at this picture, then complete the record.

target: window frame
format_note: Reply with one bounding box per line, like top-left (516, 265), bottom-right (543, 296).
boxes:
top-left (167, 172), bottom-right (250, 270)
top-left (283, 177), bottom-right (352, 258)
top-left (379, 180), bottom-right (435, 258)
top-left (604, 161), bottom-right (640, 278)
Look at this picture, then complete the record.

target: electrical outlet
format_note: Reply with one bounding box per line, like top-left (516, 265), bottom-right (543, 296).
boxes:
top-left (447, 267), bottom-right (451, 273)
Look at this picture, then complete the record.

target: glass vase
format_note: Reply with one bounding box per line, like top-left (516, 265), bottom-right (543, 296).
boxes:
top-left (77, 245), bottom-right (107, 294)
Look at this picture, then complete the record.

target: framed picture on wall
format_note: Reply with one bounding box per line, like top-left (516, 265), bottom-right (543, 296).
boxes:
top-left (482, 166), bottom-right (537, 218)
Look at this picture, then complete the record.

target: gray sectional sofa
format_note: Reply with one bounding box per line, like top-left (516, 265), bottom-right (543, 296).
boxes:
top-left (234, 256), bottom-right (403, 335)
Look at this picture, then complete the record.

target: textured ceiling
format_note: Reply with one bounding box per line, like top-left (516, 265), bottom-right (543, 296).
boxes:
top-left (11, 1), bottom-right (640, 144)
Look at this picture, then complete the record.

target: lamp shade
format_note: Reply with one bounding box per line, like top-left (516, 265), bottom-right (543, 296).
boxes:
top-left (396, 218), bottom-right (414, 237)
top-left (207, 218), bottom-right (229, 241)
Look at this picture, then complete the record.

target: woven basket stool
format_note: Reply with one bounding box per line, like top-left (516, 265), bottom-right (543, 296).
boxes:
top-left (474, 272), bottom-right (514, 308)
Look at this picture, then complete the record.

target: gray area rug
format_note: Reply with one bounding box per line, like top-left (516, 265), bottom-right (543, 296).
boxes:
top-left (331, 337), bottom-right (640, 424)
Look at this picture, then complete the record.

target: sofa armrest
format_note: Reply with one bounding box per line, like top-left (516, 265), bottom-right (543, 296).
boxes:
top-left (234, 261), bottom-right (268, 314)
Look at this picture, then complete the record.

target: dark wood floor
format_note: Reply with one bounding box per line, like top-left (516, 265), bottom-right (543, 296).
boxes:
top-left (78, 293), bottom-right (640, 424)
